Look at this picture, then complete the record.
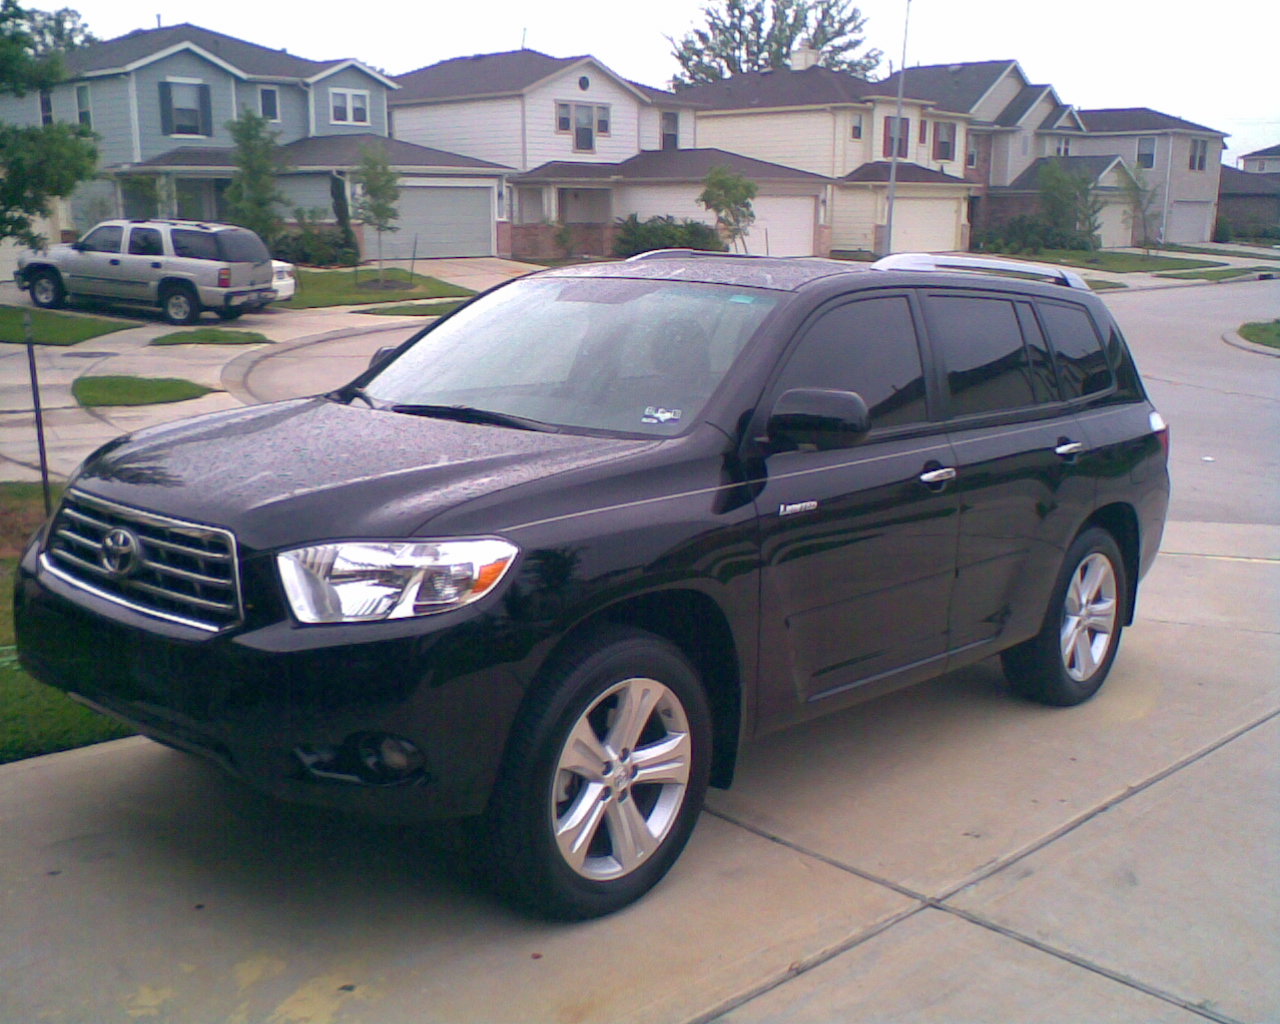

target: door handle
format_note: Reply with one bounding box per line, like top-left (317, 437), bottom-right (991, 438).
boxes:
top-left (109, 258), bottom-right (120, 265)
top-left (150, 262), bottom-right (161, 268)
top-left (1055, 440), bottom-right (1085, 458)
top-left (919, 467), bottom-right (957, 486)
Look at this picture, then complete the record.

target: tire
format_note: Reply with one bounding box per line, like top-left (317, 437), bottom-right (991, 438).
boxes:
top-left (486, 626), bottom-right (712, 920)
top-left (1002, 527), bottom-right (1127, 706)
top-left (214, 307), bottom-right (244, 321)
top-left (29, 270), bottom-right (65, 310)
top-left (160, 284), bottom-right (200, 325)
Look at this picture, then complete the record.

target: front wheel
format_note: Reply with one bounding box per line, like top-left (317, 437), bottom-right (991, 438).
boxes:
top-left (1002, 527), bottom-right (1126, 706)
top-left (160, 284), bottom-right (200, 325)
top-left (487, 627), bottom-right (711, 920)
top-left (29, 270), bottom-right (66, 309)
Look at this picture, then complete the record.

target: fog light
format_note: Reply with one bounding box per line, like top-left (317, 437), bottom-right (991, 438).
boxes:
top-left (354, 733), bottom-right (424, 782)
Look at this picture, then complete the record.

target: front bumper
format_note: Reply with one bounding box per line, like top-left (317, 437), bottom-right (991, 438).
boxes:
top-left (14, 540), bottom-right (530, 820)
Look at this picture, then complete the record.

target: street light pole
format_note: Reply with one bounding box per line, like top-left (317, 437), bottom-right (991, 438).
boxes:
top-left (883, 0), bottom-right (912, 256)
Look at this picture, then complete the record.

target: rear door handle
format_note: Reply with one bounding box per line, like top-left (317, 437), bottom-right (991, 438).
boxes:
top-left (919, 467), bottom-right (957, 486)
top-left (150, 262), bottom-right (161, 268)
top-left (109, 258), bottom-right (120, 265)
top-left (1055, 440), bottom-right (1085, 458)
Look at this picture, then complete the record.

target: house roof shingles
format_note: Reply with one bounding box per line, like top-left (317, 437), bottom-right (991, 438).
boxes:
top-left (673, 65), bottom-right (878, 110)
top-left (517, 147), bottom-right (831, 184)
top-left (1004, 155), bottom-right (1126, 191)
top-left (1219, 165), bottom-right (1280, 196)
top-left (1078, 107), bottom-right (1224, 135)
top-left (1242, 143), bottom-right (1280, 159)
top-left (841, 161), bottom-right (969, 185)
top-left (125, 134), bottom-right (510, 172)
top-left (876, 60), bottom-right (1018, 113)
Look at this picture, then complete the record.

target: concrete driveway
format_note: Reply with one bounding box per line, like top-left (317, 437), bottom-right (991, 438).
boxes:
top-left (1, 279), bottom-right (1277, 1024)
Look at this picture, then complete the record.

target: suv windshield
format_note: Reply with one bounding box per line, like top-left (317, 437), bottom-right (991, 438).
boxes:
top-left (365, 277), bottom-right (779, 436)
top-left (215, 228), bottom-right (271, 262)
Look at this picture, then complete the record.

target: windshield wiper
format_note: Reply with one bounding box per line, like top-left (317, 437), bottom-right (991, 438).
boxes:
top-left (329, 384), bottom-right (382, 409)
top-left (389, 403), bottom-right (560, 433)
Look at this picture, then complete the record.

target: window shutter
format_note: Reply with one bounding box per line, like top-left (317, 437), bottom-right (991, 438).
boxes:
top-left (198, 84), bottom-right (213, 136)
top-left (159, 82), bottom-right (173, 135)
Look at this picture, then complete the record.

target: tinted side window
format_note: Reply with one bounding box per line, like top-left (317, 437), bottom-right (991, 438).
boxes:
top-left (775, 296), bottom-right (927, 429)
top-left (925, 295), bottom-right (1036, 416)
top-left (80, 225), bottom-right (122, 253)
top-left (1039, 302), bottom-right (1114, 399)
top-left (1015, 302), bottom-right (1060, 402)
top-left (216, 228), bottom-right (269, 263)
top-left (127, 227), bottom-right (163, 256)
top-left (171, 229), bottom-right (219, 261)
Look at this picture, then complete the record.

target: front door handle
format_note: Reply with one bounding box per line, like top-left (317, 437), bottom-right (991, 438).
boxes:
top-left (919, 467), bottom-right (957, 486)
top-left (150, 261), bottom-right (161, 268)
top-left (109, 258), bottom-right (120, 265)
top-left (1055, 440), bottom-right (1085, 458)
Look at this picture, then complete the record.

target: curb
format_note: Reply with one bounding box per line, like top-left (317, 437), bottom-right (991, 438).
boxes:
top-left (1222, 330), bottom-right (1280, 359)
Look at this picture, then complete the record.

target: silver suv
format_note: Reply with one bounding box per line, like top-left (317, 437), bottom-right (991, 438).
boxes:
top-left (16, 219), bottom-right (276, 324)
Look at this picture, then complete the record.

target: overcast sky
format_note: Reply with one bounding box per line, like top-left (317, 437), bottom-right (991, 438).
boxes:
top-left (49, 0), bottom-right (1278, 164)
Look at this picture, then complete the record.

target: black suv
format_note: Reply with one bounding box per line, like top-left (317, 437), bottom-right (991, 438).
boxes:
top-left (15, 252), bottom-right (1169, 919)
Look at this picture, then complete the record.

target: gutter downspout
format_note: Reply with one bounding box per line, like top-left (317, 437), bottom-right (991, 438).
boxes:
top-left (883, 0), bottom-right (911, 255)
top-left (1160, 133), bottom-right (1173, 242)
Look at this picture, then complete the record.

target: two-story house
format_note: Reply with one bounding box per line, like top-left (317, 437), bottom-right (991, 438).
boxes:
top-left (0, 24), bottom-right (512, 258)
top-left (1240, 144), bottom-right (1280, 174)
top-left (680, 48), bottom-right (974, 254)
top-left (389, 49), bottom-right (833, 257)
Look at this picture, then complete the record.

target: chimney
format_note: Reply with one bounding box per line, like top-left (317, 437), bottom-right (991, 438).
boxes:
top-left (791, 41), bottom-right (820, 71)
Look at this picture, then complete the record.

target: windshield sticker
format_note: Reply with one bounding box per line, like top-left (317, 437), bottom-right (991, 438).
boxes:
top-left (642, 406), bottom-right (682, 425)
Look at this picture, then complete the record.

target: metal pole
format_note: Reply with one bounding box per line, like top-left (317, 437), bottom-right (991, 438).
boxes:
top-left (884, 0), bottom-right (912, 256)
top-left (23, 311), bottom-right (52, 517)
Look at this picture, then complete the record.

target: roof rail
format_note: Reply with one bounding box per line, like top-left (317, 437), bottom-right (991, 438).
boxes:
top-left (626, 248), bottom-right (750, 261)
top-left (871, 252), bottom-right (1090, 290)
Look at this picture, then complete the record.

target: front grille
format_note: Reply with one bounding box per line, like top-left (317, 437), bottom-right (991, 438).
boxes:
top-left (43, 491), bottom-right (242, 631)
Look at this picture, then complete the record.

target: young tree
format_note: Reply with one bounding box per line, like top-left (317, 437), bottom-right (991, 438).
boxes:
top-left (1037, 158), bottom-right (1102, 250)
top-left (698, 165), bottom-right (757, 252)
top-left (351, 142), bottom-right (399, 283)
top-left (224, 109), bottom-right (285, 246)
top-left (670, 0), bottom-right (881, 87)
top-left (1121, 165), bottom-right (1159, 251)
top-left (0, 0), bottom-right (96, 248)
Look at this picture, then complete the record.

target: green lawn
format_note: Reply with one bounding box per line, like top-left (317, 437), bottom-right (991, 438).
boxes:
top-left (1160, 243), bottom-right (1280, 263)
top-left (0, 304), bottom-right (139, 346)
top-left (72, 375), bottom-right (214, 406)
top-left (1239, 320), bottom-right (1280, 350)
top-left (150, 327), bottom-right (271, 345)
top-left (1085, 279), bottom-right (1128, 291)
top-left (1003, 250), bottom-right (1224, 273)
top-left (0, 483), bottom-right (134, 764)
top-left (359, 300), bottom-right (469, 317)
top-left (290, 268), bottom-right (474, 308)
top-left (1155, 266), bottom-right (1275, 281)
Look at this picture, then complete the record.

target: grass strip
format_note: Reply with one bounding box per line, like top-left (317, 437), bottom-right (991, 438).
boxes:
top-left (1239, 320), bottom-right (1280, 350)
top-left (73, 375), bottom-right (213, 406)
top-left (998, 250), bottom-right (1223, 273)
top-left (358, 300), bottom-right (468, 317)
top-left (290, 268), bottom-right (474, 308)
top-left (1154, 266), bottom-right (1275, 281)
top-left (150, 327), bottom-right (270, 345)
top-left (0, 305), bottom-right (138, 346)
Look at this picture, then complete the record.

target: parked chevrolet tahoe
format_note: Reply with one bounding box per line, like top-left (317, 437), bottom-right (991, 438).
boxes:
top-left (15, 251), bottom-right (1170, 919)
top-left (16, 218), bottom-right (276, 324)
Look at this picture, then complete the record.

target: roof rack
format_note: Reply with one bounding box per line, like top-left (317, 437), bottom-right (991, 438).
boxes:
top-left (626, 248), bottom-right (757, 261)
top-left (871, 253), bottom-right (1090, 290)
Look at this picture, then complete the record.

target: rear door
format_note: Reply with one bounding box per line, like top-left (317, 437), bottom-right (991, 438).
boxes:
top-left (921, 291), bottom-right (1097, 653)
top-left (113, 225), bottom-right (166, 302)
top-left (753, 292), bottom-right (959, 714)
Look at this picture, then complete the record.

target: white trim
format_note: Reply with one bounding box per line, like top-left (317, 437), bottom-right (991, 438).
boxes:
top-left (328, 87), bottom-right (371, 126)
top-left (128, 76), bottom-right (141, 162)
top-left (162, 74), bottom-right (204, 85)
top-left (258, 84), bottom-right (281, 122)
top-left (120, 42), bottom-right (247, 80)
top-left (968, 60), bottom-right (1024, 114)
top-left (305, 59), bottom-right (399, 90)
top-left (74, 83), bottom-right (93, 130)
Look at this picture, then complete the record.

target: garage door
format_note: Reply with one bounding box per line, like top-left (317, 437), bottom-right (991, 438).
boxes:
top-left (745, 196), bottom-right (817, 256)
top-left (378, 185), bottom-right (494, 259)
top-left (1167, 201), bottom-right (1214, 244)
top-left (1097, 200), bottom-right (1131, 249)
top-left (890, 197), bottom-right (962, 253)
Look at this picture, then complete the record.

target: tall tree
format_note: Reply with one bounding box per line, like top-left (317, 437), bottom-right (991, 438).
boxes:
top-left (698, 165), bottom-right (757, 252)
top-left (225, 109), bottom-right (286, 245)
top-left (670, 0), bottom-right (881, 87)
top-left (0, 0), bottom-right (96, 248)
top-left (23, 6), bottom-right (95, 57)
top-left (351, 142), bottom-right (399, 283)
top-left (1038, 158), bottom-right (1102, 249)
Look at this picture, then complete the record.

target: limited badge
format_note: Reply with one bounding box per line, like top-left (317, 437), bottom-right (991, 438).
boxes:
top-left (642, 406), bottom-right (682, 424)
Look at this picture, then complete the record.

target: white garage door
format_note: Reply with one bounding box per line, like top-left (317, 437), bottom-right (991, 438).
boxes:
top-left (890, 197), bottom-right (961, 253)
top-left (744, 196), bottom-right (817, 256)
top-left (1097, 200), bottom-right (1131, 249)
top-left (1167, 201), bottom-right (1214, 244)
top-left (378, 185), bottom-right (494, 259)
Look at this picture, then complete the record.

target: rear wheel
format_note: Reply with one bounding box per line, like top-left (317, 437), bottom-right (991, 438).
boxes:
top-left (160, 284), bottom-right (200, 325)
top-left (29, 270), bottom-right (65, 310)
top-left (1002, 527), bottom-right (1126, 706)
top-left (487, 627), bottom-right (711, 920)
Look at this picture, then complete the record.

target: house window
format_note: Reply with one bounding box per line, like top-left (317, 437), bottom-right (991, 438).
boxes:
top-left (39, 89), bottom-right (53, 126)
top-left (933, 122), bottom-right (956, 161)
top-left (1055, 136), bottom-right (1071, 157)
top-left (330, 89), bottom-right (370, 125)
top-left (966, 134), bottom-right (979, 168)
top-left (557, 102), bottom-right (610, 152)
top-left (75, 84), bottom-right (91, 128)
top-left (883, 116), bottom-right (909, 158)
top-left (259, 87), bottom-right (279, 121)
top-left (160, 81), bottom-right (212, 136)
top-left (850, 114), bottom-right (863, 139)
top-left (1137, 136), bottom-right (1156, 169)
top-left (1189, 138), bottom-right (1208, 171)
top-left (661, 111), bottom-right (679, 150)
top-left (919, 119), bottom-right (927, 144)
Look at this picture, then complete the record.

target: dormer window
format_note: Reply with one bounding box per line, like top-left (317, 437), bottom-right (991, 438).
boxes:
top-left (661, 111), bottom-right (679, 150)
top-left (933, 122), bottom-right (956, 161)
top-left (556, 101), bottom-right (610, 152)
top-left (160, 81), bottom-right (211, 136)
top-left (883, 116), bottom-right (909, 158)
top-left (331, 88), bottom-right (370, 126)
top-left (851, 114), bottom-right (863, 140)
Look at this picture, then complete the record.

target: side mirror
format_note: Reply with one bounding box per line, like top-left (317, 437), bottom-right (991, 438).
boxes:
top-left (767, 388), bottom-right (870, 450)
top-left (368, 345), bottom-right (397, 372)
top-left (70, 241), bottom-right (86, 252)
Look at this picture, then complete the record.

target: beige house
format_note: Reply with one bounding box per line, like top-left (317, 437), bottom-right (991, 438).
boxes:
top-left (682, 52), bottom-right (973, 253)
top-left (1240, 143), bottom-right (1280, 174)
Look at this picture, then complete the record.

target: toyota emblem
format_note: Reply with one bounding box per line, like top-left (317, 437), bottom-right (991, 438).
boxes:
top-left (100, 527), bottom-right (142, 578)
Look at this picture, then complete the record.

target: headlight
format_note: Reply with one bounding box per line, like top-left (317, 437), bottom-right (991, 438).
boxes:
top-left (277, 538), bottom-right (518, 624)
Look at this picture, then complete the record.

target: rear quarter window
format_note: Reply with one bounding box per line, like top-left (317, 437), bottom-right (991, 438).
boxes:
top-left (1038, 302), bottom-right (1114, 399)
top-left (171, 229), bottom-right (219, 260)
top-left (215, 229), bottom-right (270, 263)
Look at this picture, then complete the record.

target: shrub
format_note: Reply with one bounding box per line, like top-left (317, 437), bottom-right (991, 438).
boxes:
top-left (273, 208), bottom-right (359, 267)
top-left (612, 214), bottom-right (726, 258)
top-left (1212, 216), bottom-right (1233, 243)
top-left (972, 215), bottom-right (1095, 255)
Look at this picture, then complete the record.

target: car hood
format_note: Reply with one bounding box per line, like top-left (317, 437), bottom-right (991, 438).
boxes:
top-left (72, 398), bottom-right (657, 551)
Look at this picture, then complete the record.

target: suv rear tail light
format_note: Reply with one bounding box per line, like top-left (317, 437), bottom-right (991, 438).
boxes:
top-left (217, 267), bottom-right (231, 288)
top-left (1150, 410), bottom-right (1170, 456)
